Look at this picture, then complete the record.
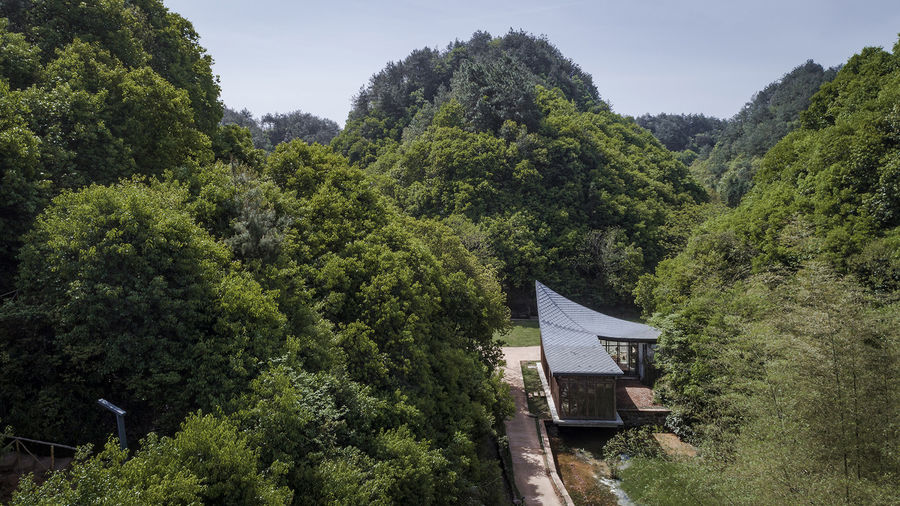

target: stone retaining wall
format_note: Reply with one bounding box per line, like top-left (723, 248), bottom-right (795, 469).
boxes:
top-left (618, 408), bottom-right (670, 427)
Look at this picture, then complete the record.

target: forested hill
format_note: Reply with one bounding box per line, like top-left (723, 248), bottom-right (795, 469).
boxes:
top-left (638, 61), bottom-right (838, 207)
top-left (624, 40), bottom-right (900, 504)
top-left (222, 106), bottom-right (341, 151)
top-left (333, 30), bottom-right (604, 166)
top-left (336, 30), bottom-right (707, 314)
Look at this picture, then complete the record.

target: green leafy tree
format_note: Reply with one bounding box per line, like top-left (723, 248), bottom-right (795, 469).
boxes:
top-left (8, 0), bottom-right (222, 136)
top-left (728, 266), bottom-right (900, 504)
top-left (221, 106), bottom-right (342, 152)
top-left (212, 123), bottom-right (266, 168)
top-left (222, 106), bottom-right (272, 150)
top-left (261, 110), bottom-right (341, 147)
top-left (21, 39), bottom-right (210, 190)
top-left (0, 79), bottom-right (43, 294)
top-left (629, 267), bottom-right (899, 505)
top-left (635, 112), bottom-right (725, 155)
top-left (169, 161), bottom-right (336, 372)
top-left (0, 2), bottom-right (222, 290)
top-left (230, 364), bottom-right (459, 505)
top-left (629, 39), bottom-right (900, 504)
top-left (0, 181), bottom-right (287, 441)
top-left (450, 54), bottom-right (541, 131)
top-left (163, 147), bottom-right (512, 501)
top-left (11, 413), bottom-right (291, 505)
top-left (264, 141), bottom-right (511, 501)
top-left (0, 18), bottom-right (40, 89)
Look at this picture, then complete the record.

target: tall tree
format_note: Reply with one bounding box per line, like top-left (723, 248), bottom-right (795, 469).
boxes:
top-left (261, 110), bottom-right (341, 147)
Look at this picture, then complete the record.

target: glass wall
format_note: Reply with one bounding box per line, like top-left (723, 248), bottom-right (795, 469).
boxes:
top-left (598, 340), bottom-right (639, 375)
top-left (557, 375), bottom-right (616, 420)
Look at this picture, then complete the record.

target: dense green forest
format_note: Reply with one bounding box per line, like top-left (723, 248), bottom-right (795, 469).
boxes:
top-left (221, 106), bottom-right (341, 152)
top-left (1, 1), bottom-right (898, 504)
top-left (0, 1), bottom-right (511, 503)
top-left (333, 30), bottom-right (706, 313)
top-left (634, 112), bottom-right (725, 161)
top-left (626, 41), bottom-right (900, 504)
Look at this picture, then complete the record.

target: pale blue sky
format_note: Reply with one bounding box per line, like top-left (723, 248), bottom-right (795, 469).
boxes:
top-left (164, 0), bottom-right (899, 126)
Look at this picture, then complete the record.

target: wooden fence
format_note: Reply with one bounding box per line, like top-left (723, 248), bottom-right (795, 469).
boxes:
top-left (1, 435), bottom-right (77, 475)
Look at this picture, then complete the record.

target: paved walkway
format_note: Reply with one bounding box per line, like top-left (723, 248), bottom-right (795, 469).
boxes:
top-left (502, 346), bottom-right (563, 506)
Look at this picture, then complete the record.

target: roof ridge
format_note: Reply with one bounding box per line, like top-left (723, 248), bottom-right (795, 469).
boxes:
top-left (535, 281), bottom-right (592, 334)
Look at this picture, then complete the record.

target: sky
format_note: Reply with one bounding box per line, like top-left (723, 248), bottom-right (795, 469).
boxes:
top-left (164, 0), bottom-right (900, 126)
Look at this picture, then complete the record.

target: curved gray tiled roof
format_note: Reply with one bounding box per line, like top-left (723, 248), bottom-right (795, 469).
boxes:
top-left (536, 281), bottom-right (660, 376)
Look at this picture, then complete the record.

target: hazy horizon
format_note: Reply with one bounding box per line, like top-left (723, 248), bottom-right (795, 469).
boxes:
top-left (164, 0), bottom-right (900, 126)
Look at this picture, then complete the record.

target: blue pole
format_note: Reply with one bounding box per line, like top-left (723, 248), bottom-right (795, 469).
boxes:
top-left (97, 399), bottom-right (128, 450)
top-left (115, 414), bottom-right (127, 450)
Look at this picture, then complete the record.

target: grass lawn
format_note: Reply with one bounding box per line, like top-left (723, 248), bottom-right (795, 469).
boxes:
top-left (520, 361), bottom-right (551, 419)
top-left (494, 319), bottom-right (541, 347)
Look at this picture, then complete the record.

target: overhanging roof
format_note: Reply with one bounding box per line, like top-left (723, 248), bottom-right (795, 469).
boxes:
top-left (536, 281), bottom-right (661, 376)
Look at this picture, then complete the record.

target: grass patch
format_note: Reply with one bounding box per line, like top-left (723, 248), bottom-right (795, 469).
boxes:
top-left (519, 361), bottom-right (551, 419)
top-left (494, 319), bottom-right (541, 347)
top-left (619, 457), bottom-right (723, 505)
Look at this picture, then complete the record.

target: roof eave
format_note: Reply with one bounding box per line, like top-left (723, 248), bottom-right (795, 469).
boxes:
top-left (551, 370), bottom-right (624, 377)
top-left (596, 335), bottom-right (660, 343)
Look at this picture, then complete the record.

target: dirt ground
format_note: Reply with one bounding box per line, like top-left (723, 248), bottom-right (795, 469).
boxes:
top-left (652, 433), bottom-right (698, 458)
top-left (615, 379), bottom-right (662, 409)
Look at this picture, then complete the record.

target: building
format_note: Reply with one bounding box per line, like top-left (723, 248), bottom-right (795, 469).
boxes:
top-left (536, 281), bottom-right (660, 426)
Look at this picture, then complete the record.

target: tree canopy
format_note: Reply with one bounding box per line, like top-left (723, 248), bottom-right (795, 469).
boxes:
top-left (635, 112), bottom-right (725, 162)
top-left (0, 181), bottom-right (289, 440)
top-left (221, 106), bottom-right (342, 152)
top-left (0, 0), bottom-right (220, 294)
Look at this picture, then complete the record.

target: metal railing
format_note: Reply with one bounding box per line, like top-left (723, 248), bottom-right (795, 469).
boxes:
top-left (0, 435), bottom-right (77, 474)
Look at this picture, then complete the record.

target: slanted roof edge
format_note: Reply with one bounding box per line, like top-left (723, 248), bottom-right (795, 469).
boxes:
top-left (536, 280), bottom-right (659, 376)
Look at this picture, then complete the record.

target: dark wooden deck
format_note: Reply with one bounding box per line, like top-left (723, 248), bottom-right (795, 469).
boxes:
top-left (616, 379), bottom-right (669, 426)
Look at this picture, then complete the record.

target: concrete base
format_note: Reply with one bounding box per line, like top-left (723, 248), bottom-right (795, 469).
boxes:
top-left (537, 363), bottom-right (624, 427)
top-left (552, 413), bottom-right (625, 428)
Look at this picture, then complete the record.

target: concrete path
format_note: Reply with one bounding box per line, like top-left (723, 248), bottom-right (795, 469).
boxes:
top-left (502, 346), bottom-right (563, 506)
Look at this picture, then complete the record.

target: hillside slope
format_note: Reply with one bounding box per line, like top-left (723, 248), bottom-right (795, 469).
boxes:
top-left (338, 31), bottom-right (707, 313)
